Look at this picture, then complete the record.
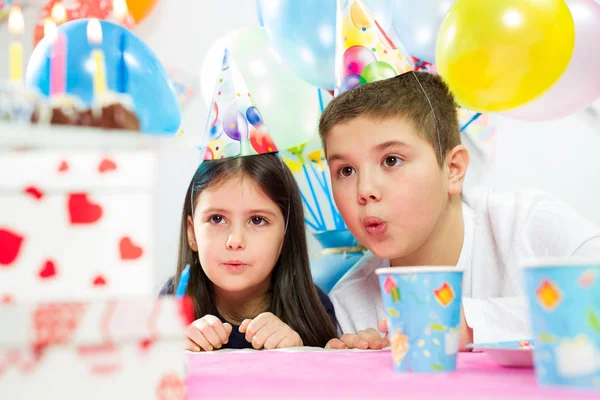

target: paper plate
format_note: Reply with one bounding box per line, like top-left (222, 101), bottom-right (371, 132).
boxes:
top-left (467, 340), bottom-right (534, 368)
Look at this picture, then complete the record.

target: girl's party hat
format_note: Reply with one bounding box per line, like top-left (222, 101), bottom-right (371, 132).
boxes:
top-left (203, 49), bottom-right (278, 161)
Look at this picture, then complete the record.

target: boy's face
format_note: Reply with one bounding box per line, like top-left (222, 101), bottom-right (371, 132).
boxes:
top-left (325, 116), bottom-right (449, 263)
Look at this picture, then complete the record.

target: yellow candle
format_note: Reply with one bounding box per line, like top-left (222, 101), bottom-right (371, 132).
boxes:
top-left (87, 19), bottom-right (107, 99)
top-left (8, 4), bottom-right (24, 83)
top-left (9, 41), bottom-right (23, 82)
top-left (91, 49), bottom-right (107, 96)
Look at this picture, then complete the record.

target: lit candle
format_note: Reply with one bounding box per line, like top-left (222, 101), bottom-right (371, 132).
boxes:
top-left (87, 18), bottom-right (107, 98)
top-left (112, 0), bottom-right (129, 25)
top-left (8, 4), bottom-right (24, 83)
top-left (51, 1), bottom-right (67, 25)
top-left (45, 19), bottom-right (67, 96)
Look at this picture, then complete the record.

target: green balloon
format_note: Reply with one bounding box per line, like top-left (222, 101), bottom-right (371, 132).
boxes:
top-left (361, 61), bottom-right (398, 83)
top-left (215, 27), bottom-right (321, 150)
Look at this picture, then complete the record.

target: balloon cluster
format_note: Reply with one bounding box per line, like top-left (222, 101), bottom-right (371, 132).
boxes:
top-left (254, 0), bottom-right (600, 121)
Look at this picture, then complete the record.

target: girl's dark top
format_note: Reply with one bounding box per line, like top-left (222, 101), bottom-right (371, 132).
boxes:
top-left (159, 278), bottom-right (338, 349)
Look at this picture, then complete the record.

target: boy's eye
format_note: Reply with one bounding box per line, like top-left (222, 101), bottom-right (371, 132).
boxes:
top-left (250, 216), bottom-right (268, 226)
top-left (337, 166), bottom-right (355, 178)
top-left (382, 155), bottom-right (402, 168)
top-left (209, 215), bottom-right (225, 224)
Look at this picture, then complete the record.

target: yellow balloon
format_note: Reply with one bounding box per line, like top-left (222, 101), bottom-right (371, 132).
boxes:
top-left (436, 0), bottom-right (575, 112)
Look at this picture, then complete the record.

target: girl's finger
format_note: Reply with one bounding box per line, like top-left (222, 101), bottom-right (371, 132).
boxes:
top-left (205, 317), bottom-right (230, 345)
top-left (187, 324), bottom-right (214, 351)
top-left (245, 315), bottom-right (271, 344)
top-left (263, 329), bottom-right (284, 350)
top-left (186, 338), bottom-right (201, 352)
top-left (238, 319), bottom-right (252, 334)
top-left (197, 320), bottom-right (224, 349)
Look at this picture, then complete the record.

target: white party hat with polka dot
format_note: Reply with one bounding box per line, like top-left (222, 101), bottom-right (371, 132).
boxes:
top-left (202, 49), bottom-right (278, 161)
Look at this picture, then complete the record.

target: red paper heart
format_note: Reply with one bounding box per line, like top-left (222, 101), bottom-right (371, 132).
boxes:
top-left (98, 158), bottom-right (117, 173)
top-left (1, 294), bottom-right (14, 303)
top-left (58, 160), bottom-right (69, 173)
top-left (39, 260), bottom-right (57, 279)
top-left (24, 186), bottom-right (44, 200)
top-left (119, 237), bottom-right (144, 260)
top-left (68, 193), bottom-right (103, 225)
top-left (139, 338), bottom-right (155, 352)
top-left (92, 275), bottom-right (107, 286)
top-left (0, 229), bottom-right (24, 266)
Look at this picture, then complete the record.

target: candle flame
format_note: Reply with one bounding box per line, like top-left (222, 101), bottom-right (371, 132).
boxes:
top-left (113, 0), bottom-right (129, 22)
top-left (87, 18), bottom-right (103, 45)
top-left (8, 4), bottom-right (24, 36)
top-left (44, 18), bottom-right (58, 41)
top-left (51, 2), bottom-right (67, 24)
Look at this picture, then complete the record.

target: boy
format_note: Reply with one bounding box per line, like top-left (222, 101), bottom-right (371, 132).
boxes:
top-left (320, 71), bottom-right (600, 350)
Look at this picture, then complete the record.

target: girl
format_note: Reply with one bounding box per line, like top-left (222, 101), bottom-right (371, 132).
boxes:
top-left (160, 153), bottom-right (338, 350)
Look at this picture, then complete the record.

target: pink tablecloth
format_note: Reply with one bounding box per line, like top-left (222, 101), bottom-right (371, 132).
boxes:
top-left (186, 350), bottom-right (598, 400)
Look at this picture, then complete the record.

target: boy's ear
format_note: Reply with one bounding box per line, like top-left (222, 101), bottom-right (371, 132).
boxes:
top-left (186, 215), bottom-right (198, 252)
top-left (446, 145), bottom-right (470, 197)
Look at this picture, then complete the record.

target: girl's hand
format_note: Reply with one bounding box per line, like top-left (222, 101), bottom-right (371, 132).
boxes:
top-left (186, 314), bottom-right (233, 352)
top-left (239, 312), bottom-right (303, 350)
top-left (325, 318), bottom-right (389, 350)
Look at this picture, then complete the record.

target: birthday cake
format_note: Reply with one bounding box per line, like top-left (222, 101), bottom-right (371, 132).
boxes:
top-left (1, 83), bottom-right (140, 131)
top-left (30, 92), bottom-right (141, 131)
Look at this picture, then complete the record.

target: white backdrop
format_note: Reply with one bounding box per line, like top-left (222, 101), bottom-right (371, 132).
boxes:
top-left (1, 0), bottom-right (599, 290)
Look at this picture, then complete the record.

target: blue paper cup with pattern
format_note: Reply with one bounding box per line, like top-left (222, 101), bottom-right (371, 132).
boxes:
top-left (376, 266), bottom-right (464, 373)
top-left (524, 259), bottom-right (600, 390)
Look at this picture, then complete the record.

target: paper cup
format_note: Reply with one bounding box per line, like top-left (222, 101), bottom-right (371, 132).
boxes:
top-left (376, 266), bottom-right (464, 373)
top-left (524, 258), bottom-right (600, 390)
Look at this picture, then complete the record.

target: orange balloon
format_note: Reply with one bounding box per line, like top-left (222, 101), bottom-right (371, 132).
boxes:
top-left (126, 0), bottom-right (158, 23)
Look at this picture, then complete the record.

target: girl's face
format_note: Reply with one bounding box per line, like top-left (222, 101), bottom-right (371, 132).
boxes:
top-left (187, 174), bottom-right (285, 296)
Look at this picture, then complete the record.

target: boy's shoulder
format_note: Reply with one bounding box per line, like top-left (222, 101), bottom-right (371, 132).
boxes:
top-left (329, 252), bottom-right (389, 295)
top-left (465, 187), bottom-right (600, 257)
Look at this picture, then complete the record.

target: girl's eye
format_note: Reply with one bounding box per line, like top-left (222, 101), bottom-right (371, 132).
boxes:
top-left (209, 215), bottom-right (225, 224)
top-left (250, 216), bottom-right (268, 226)
top-left (336, 166), bottom-right (355, 179)
top-left (383, 155), bottom-right (402, 168)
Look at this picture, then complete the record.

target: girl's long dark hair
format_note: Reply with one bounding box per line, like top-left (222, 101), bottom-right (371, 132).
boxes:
top-left (173, 153), bottom-right (337, 347)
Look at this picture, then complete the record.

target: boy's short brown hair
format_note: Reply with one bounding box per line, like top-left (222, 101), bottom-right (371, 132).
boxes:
top-left (319, 71), bottom-right (461, 166)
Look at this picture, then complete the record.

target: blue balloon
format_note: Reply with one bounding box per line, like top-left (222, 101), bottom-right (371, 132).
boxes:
top-left (392, 0), bottom-right (455, 64)
top-left (257, 0), bottom-right (336, 90)
top-left (257, 0), bottom-right (406, 90)
top-left (246, 106), bottom-right (263, 127)
top-left (25, 19), bottom-right (181, 135)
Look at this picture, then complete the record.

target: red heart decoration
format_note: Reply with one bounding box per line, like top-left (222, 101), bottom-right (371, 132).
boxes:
top-left (68, 193), bottom-right (103, 225)
top-left (139, 338), bottom-right (155, 352)
top-left (92, 275), bottom-right (107, 287)
top-left (119, 237), bottom-right (144, 260)
top-left (98, 158), bottom-right (117, 173)
top-left (1, 294), bottom-right (14, 303)
top-left (0, 229), bottom-right (24, 266)
top-left (24, 186), bottom-right (44, 200)
top-left (39, 260), bottom-right (57, 279)
top-left (58, 160), bottom-right (69, 173)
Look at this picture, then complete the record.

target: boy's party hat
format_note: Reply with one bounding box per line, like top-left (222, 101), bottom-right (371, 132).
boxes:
top-left (334, 0), bottom-right (413, 96)
top-left (203, 49), bottom-right (278, 161)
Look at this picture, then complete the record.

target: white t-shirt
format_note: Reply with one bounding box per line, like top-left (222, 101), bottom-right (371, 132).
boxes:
top-left (329, 187), bottom-right (600, 343)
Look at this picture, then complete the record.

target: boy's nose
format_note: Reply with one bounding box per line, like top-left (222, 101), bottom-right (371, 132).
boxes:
top-left (357, 177), bottom-right (382, 204)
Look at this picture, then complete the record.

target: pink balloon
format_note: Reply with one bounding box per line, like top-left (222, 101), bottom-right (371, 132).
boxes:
top-left (342, 46), bottom-right (377, 78)
top-left (503, 0), bottom-right (600, 121)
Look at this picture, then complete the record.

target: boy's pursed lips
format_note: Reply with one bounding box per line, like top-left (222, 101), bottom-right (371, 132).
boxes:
top-left (363, 216), bottom-right (387, 236)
